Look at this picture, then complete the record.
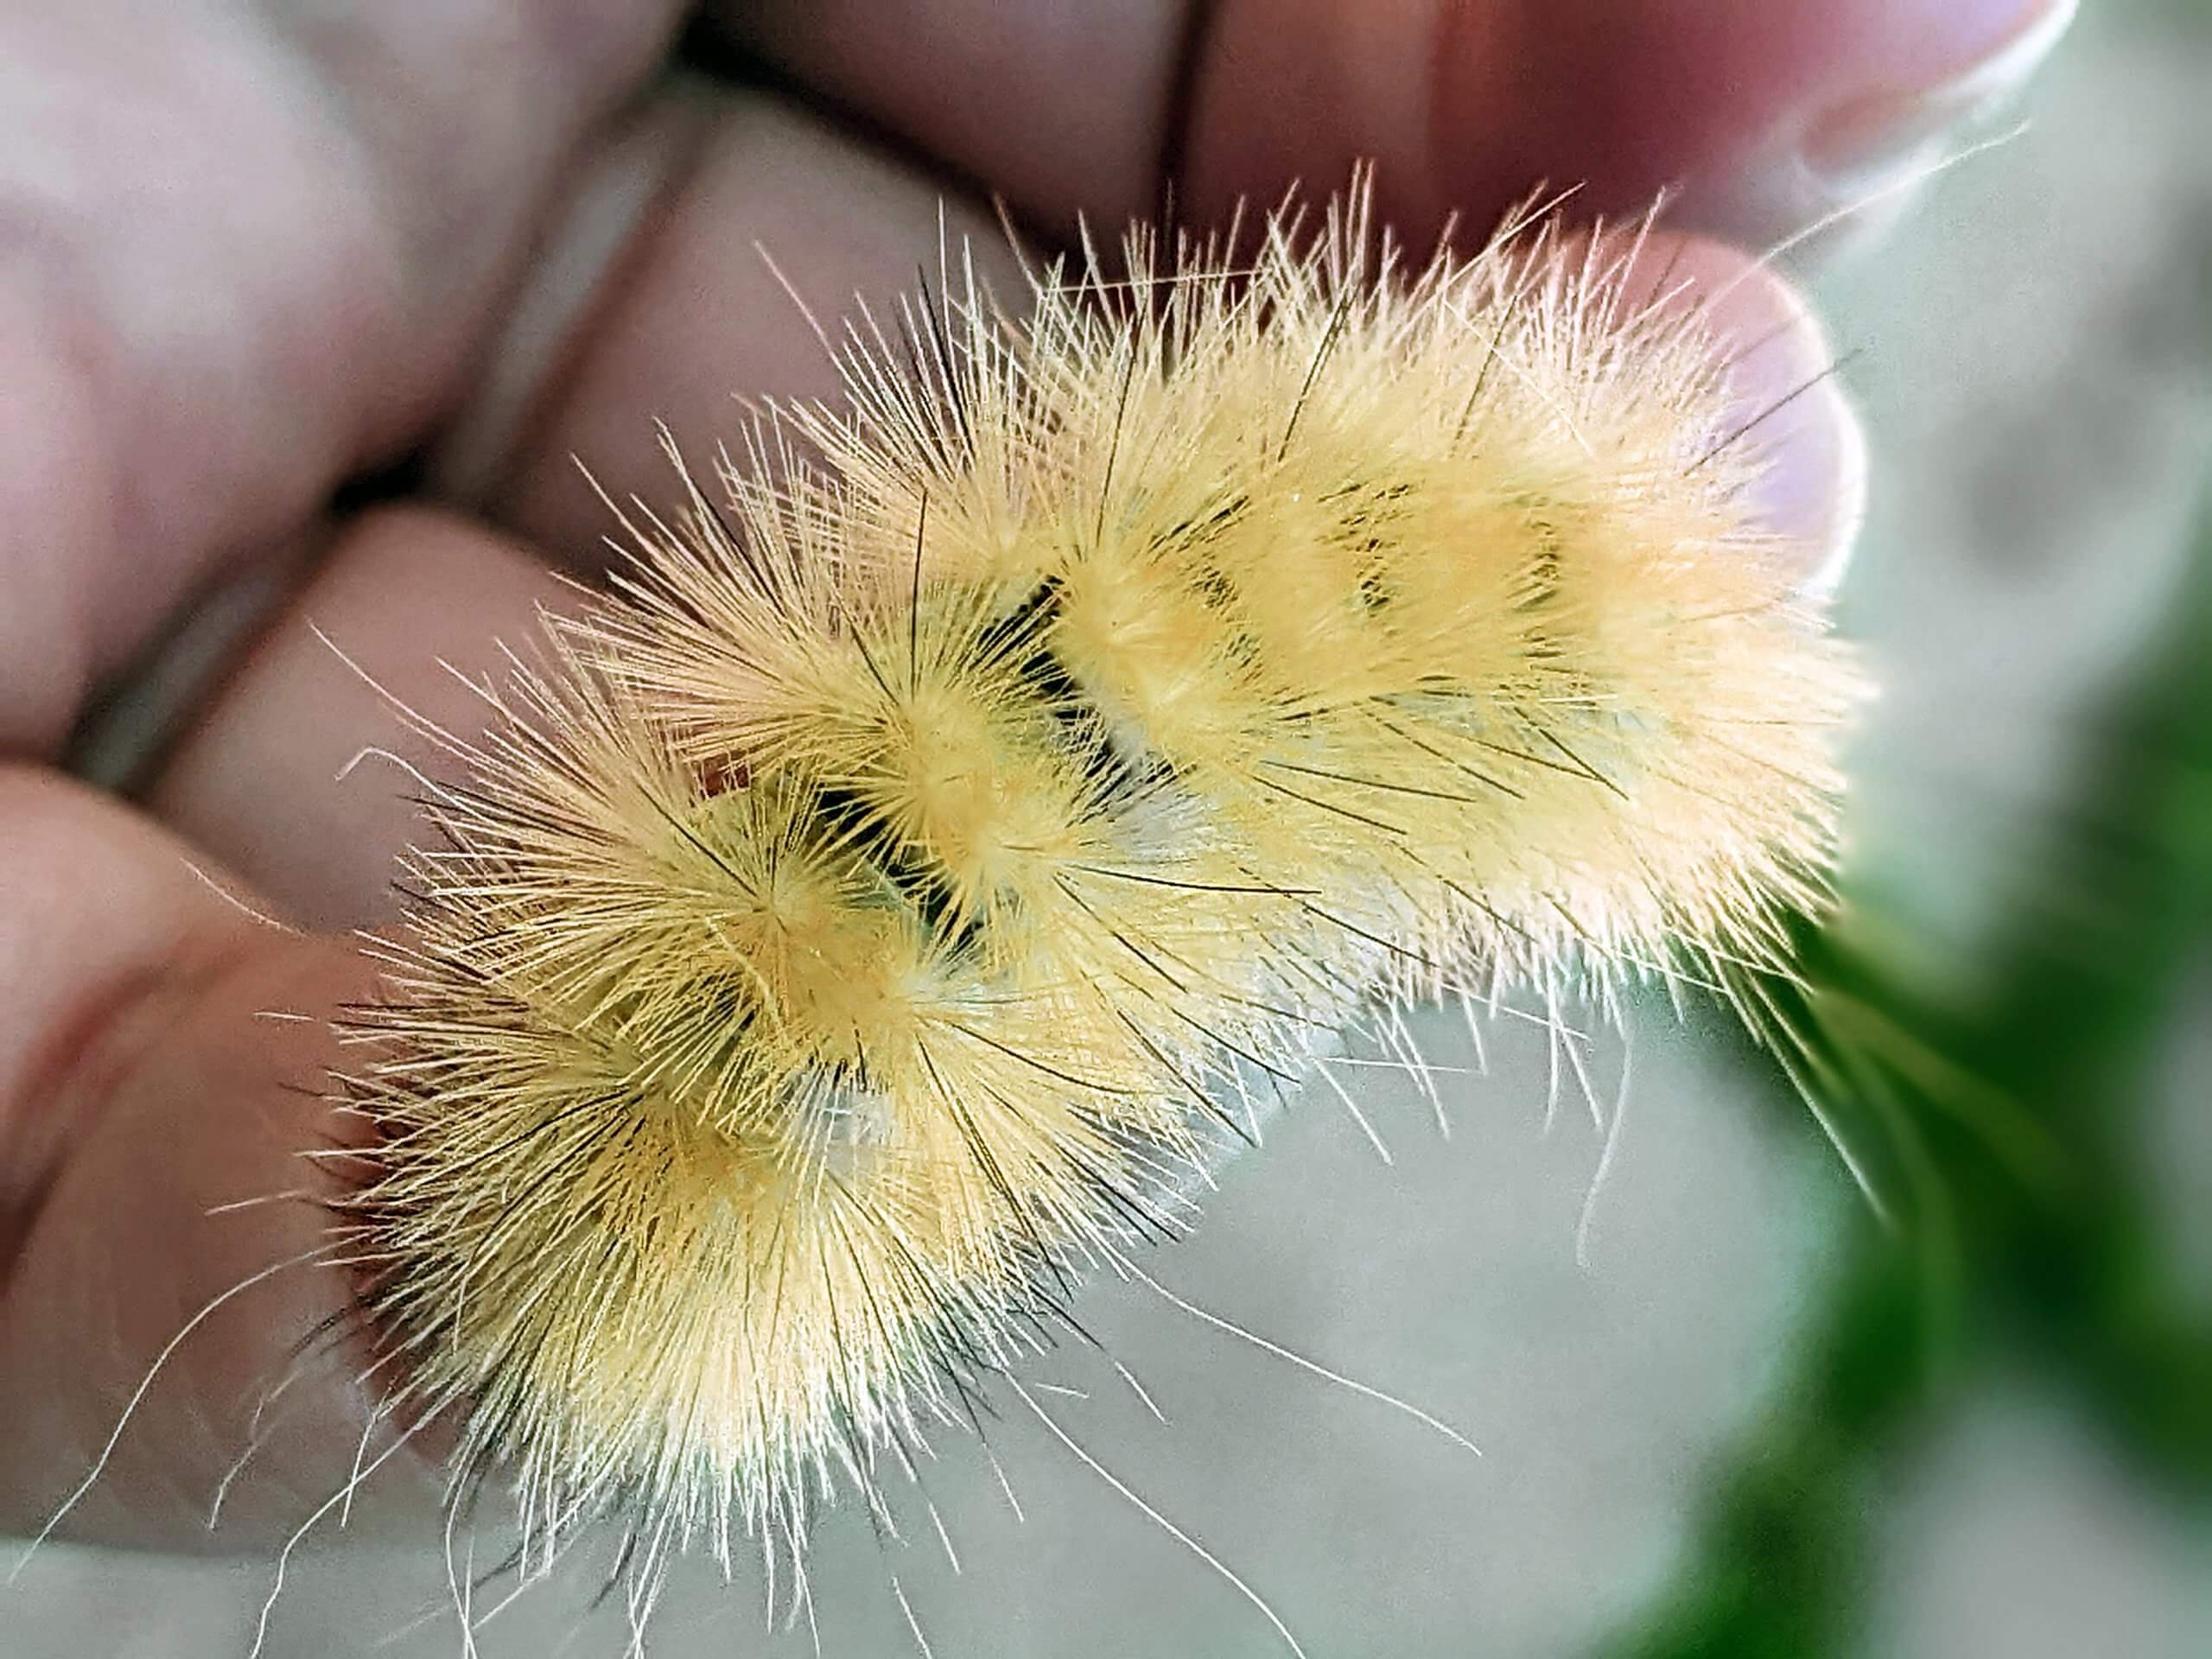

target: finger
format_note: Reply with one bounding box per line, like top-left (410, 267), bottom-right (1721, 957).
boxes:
top-left (433, 88), bottom-right (1016, 561)
top-left (710, 0), bottom-right (1195, 230)
top-left (711, 0), bottom-right (2074, 243)
top-left (147, 508), bottom-right (569, 933)
top-left (1187, 0), bottom-right (2076, 247)
top-left (0, 0), bottom-right (685, 753)
top-left (0, 770), bottom-right (435, 1549)
top-left (1644, 237), bottom-right (1868, 591)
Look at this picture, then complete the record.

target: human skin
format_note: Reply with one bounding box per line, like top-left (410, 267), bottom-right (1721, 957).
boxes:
top-left (0, 0), bottom-right (2071, 1550)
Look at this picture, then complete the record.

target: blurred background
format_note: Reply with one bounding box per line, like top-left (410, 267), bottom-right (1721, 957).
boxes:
top-left (10, 0), bottom-right (2211, 1653)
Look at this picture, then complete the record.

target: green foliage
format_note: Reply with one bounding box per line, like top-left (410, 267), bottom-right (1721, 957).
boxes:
top-left (1606, 490), bottom-right (2212, 1657)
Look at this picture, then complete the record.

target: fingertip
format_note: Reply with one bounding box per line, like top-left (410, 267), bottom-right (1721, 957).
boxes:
top-left (1620, 236), bottom-right (1868, 598)
top-left (1712, 260), bottom-right (1868, 600)
top-left (1788, 370), bottom-right (1869, 604)
top-left (149, 505), bottom-right (569, 932)
top-left (0, 775), bottom-right (442, 1550)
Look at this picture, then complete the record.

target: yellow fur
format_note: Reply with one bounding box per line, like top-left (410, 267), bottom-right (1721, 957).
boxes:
top-left (335, 183), bottom-right (1862, 1588)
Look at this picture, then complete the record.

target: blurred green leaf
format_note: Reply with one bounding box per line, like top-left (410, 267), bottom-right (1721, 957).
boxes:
top-left (1604, 483), bottom-right (2212, 1658)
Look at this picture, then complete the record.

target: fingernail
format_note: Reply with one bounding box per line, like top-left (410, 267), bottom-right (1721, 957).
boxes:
top-left (1642, 241), bottom-right (1868, 596)
top-left (1727, 295), bottom-right (1868, 599)
top-left (1803, 0), bottom-right (2077, 200)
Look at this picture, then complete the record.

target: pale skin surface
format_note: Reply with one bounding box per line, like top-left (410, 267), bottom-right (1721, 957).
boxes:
top-left (0, 0), bottom-right (2068, 1550)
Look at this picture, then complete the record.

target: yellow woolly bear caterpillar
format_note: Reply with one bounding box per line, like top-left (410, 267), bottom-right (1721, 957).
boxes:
top-left (331, 181), bottom-right (1859, 1625)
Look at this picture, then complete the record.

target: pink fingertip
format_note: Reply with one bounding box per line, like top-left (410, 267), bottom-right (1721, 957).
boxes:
top-left (1628, 237), bottom-right (1868, 599)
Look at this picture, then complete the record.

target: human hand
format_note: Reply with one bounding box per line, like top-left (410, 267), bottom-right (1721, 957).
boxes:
top-left (0, 0), bottom-right (2071, 1550)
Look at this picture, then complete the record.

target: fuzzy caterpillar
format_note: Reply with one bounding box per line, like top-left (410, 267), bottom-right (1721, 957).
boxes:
top-left (334, 183), bottom-right (1861, 1599)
